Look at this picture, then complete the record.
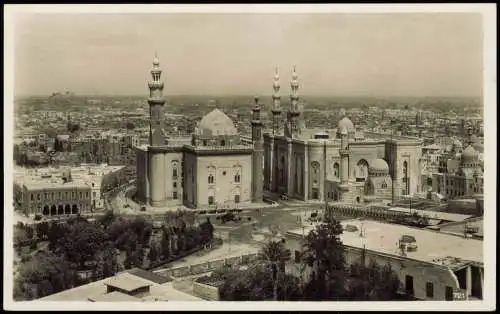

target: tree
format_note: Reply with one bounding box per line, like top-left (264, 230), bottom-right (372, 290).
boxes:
top-left (36, 222), bottom-right (50, 240)
top-left (199, 217), bottom-right (214, 247)
top-left (98, 210), bottom-right (116, 230)
top-left (260, 240), bottom-right (292, 300)
top-left (93, 245), bottom-right (121, 280)
top-left (14, 252), bottom-right (76, 300)
top-left (346, 260), bottom-right (401, 301)
top-left (25, 226), bottom-right (34, 240)
top-left (56, 221), bottom-right (109, 268)
top-left (147, 241), bottom-right (160, 266)
top-left (126, 121), bottom-right (135, 130)
top-left (301, 215), bottom-right (346, 300)
top-left (160, 227), bottom-right (171, 260)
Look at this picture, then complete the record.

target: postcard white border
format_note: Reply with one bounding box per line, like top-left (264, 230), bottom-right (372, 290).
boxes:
top-left (3, 3), bottom-right (496, 311)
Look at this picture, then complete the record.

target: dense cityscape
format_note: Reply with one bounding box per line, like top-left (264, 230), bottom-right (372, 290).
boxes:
top-left (8, 7), bottom-right (491, 309)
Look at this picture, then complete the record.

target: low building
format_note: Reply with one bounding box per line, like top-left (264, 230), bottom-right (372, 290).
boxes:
top-left (13, 164), bottom-right (126, 218)
top-left (38, 268), bottom-right (202, 302)
top-left (285, 219), bottom-right (483, 301)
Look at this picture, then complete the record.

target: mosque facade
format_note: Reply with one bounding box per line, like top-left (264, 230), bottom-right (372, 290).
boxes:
top-left (263, 67), bottom-right (424, 204)
top-left (136, 54), bottom-right (425, 208)
top-left (135, 55), bottom-right (263, 209)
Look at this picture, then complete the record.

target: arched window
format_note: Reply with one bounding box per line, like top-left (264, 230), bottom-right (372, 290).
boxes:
top-left (172, 168), bottom-right (178, 178)
top-left (403, 160), bottom-right (409, 195)
top-left (334, 162), bottom-right (340, 178)
top-left (381, 181), bottom-right (388, 189)
top-left (220, 139), bottom-right (226, 146)
top-left (234, 174), bottom-right (241, 183)
top-left (208, 174), bottom-right (214, 184)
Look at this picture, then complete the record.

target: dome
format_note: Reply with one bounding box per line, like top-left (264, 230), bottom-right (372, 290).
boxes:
top-left (369, 158), bottom-right (389, 174)
top-left (198, 108), bottom-right (237, 137)
top-left (472, 142), bottom-right (484, 153)
top-left (461, 145), bottom-right (479, 163)
top-left (338, 116), bottom-right (355, 133)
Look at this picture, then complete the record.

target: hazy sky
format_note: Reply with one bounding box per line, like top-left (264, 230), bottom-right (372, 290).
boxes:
top-left (14, 13), bottom-right (483, 97)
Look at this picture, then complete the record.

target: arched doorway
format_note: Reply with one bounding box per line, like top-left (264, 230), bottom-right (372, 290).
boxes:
top-left (50, 205), bottom-right (57, 215)
top-left (356, 196), bottom-right (360, 203)
top-left (72, 204), bottom-right (78, 214)
top-left (50, 205), bottom-right (57, 216)
top-left (58, 205), bottom-right (64, 215)
top-left (279, 156), bottom-right (286, 185)
top-left (64, 204), bottom-right (70, 215)
top-left (43, 205), bottom-right (50, 216)
top-left (356, 159), bottom-right (369, 182)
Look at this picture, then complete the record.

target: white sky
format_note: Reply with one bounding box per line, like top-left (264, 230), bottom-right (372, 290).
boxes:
top-left (14, 13), bottom-right (483, 97)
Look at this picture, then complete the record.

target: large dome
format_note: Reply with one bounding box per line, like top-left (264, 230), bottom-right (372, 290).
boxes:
top-left (461, 145), bottom-right (479, 163)
top-left (198, 108), bottom-right (237, 137)
top-left (338, 116), bottom-right (355, 133)
top-left (369, 158), bottom-right (389, 174)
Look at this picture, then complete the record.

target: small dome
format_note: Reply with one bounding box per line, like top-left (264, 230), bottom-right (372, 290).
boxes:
top-left (198, 108), bottom-right (237, 137)
top-left (338, 116), bottom-right (355, 133)
top-left (369, 158), bottom-right (389, 174)
top-left (472, 142), bottom-right (484, 153)
top-left (461, 145), bottom-right (479, 163)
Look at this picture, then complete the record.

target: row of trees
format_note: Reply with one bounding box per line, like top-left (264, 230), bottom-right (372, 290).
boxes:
top-left (203, 215), bottom-right (401, 301)
top-left (13, 211), bottom-right (215, 301)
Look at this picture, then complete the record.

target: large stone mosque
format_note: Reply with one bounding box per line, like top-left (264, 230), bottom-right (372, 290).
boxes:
top-left (136, 54), bottom-right (423, 209)
top-left (136, 54), bottom-right (263, 208)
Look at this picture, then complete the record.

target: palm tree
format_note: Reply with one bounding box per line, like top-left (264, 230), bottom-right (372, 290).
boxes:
top-left (260, 239), bottom-right (290, 301)
top-left (301, 216), bottom-right (345, 300)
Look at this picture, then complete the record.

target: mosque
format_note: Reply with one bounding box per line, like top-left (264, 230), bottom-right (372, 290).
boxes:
top-left (263, 68), bottom-right (424, 204)
top-left (136, 54), bottom-right (424, 209)
top-left (135, 55), bottom-right (264, 209)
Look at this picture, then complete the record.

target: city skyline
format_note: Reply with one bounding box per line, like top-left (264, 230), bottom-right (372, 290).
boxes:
top-left (14, 13), bottom-right (483, 98)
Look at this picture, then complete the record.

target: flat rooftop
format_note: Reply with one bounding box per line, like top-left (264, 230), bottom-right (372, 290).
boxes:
top-left (287, 219), bottom-right (483, 268)
top-left (105, 272), bottom-right (151, 292)
top-left (14, 164), bottom-right (125, 190)
top-left (88, 291), bottom-right (139, 302)
top-left (39, 270), bottom-right (202, 302)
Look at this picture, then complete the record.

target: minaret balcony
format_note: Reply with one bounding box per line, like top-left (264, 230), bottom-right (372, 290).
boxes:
top-left (148, 81), bottom-right (164, 89)
top-left (339, 149), bottom-right (350, 156)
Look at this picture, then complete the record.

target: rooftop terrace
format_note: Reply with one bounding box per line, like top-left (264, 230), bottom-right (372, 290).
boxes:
top-left (287, 219), bottom-right (483, 269)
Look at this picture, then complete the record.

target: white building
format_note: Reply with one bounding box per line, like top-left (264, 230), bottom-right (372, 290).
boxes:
top-left (285, 219), bottom-right (483, 301)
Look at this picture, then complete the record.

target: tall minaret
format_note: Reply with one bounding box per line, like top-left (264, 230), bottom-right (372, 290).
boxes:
top-left (148, 53), bottom-right (166, 146)
top-left (271, 68), bottom-right (282, 135)
top-left (340, 126), bottom-right (349, 185)
top-left (251, 96), bottom-right (264, 203)
top-left (288, 65), bottom-right (301, 138)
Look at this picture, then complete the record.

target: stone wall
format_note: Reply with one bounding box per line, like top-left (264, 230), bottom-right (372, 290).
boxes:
top-left (192, 281), bottom-right (220, 300)
top-left (153, 253), bottom-right (259, 279)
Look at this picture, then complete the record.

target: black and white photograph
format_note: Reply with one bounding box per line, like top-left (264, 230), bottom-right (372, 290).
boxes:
top-left (3, 4), bottom-right (496, 311)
